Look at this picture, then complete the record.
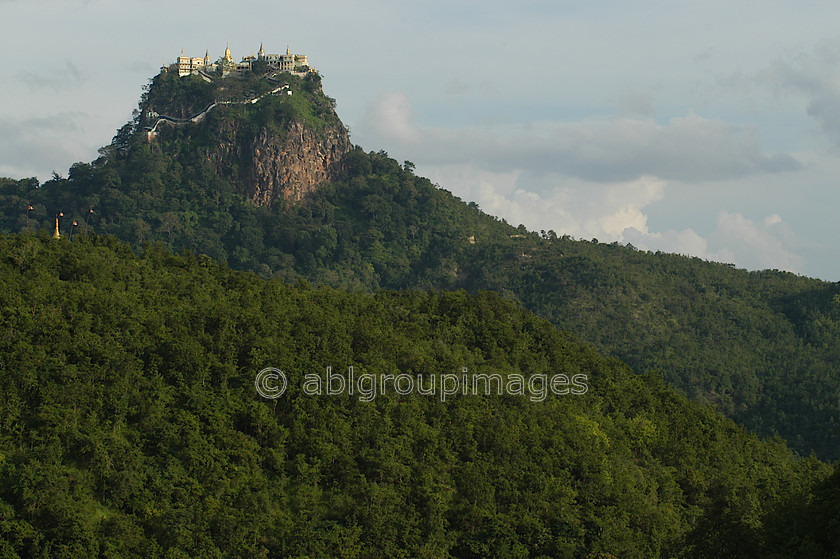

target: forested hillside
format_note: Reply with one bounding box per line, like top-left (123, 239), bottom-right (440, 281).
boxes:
top-left (0, 233), bottom-right (835, 557)
top-left (3, 147), bottom-right (839, 460)
top-left (1, 70), bottom-right (839, 461)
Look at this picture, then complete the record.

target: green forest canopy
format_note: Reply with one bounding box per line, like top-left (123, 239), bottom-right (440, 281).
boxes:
top-left (0, 232), bottom-right (837, 558)
top-left (2, 140), bottom-right (839, 460)
top-left (1, 67), bottom-right (839, 464)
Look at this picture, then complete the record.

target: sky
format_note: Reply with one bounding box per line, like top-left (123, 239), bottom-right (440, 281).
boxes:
top-left (2, 0), bottom-right (839, 280)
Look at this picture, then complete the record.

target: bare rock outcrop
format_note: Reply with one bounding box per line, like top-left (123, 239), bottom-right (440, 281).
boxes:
top-left (248, 120), bottom-right (350, 205)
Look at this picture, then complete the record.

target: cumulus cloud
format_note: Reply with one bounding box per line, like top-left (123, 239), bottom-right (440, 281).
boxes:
top-left (362, 92), bottom-right (420, 143)
top-left (355, 92), bottom-right (800, 184)
top-left (624, 227), bottom-right (733, 262)
top-left (623, 212), bottom-right (805, 275)
top-left (357, 92), bottom-right (808, 273)
top-left (707, 211), bottom-right (803, 272)
top-left (425, 164), bottom-right (665, 241)
top-left (423, 162), bottom-right (808, 272)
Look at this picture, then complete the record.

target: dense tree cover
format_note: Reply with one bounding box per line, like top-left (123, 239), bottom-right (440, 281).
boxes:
top-left (1, 72), bottom-right (839, 461)
top-left (467, 233), bottom-right (840, 459)
top-left (0, 233), bottom-right (835, 557)
top-left (139, 69), bottom-right (338, 131)
top-left (3, 148), bottom-right (839, 460)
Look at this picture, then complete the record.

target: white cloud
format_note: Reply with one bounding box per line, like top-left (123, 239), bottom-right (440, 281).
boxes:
top-left (424, 163), bottom-right (783, 271)
top-left (624, 227), bottom-right (733, 262)
top-left (708, 210), bottom-right (803, 272)
top-left (360, 92), bottom-right (811, 274)
top-left (424, 164), bottom-right (666, 241)
top-left (361, 92), bottom-right (420, 143)
top-left (1, 0), bottom-right (835, 277)
top-left (615, 211), bottom-right (803, 273)
top-left (355, 93), bottom-right (800, 184)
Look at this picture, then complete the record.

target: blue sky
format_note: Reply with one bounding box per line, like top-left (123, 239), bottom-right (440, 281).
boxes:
top-left (2, 0), bottom-right (839, 279)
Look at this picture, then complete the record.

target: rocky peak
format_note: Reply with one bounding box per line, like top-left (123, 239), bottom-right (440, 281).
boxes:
top-left (141, 69), bottom-right (351, 206)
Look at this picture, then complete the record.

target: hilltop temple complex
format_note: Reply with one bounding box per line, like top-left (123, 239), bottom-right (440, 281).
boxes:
top-left (168, 44), bottom-right (311, 77)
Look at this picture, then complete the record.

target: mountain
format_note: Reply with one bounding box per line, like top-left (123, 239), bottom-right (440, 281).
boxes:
top-left (132, 69), bottom-right (350, 204)
top-left (0, 233), bottom-right (834, 557)
top-left (1, 67), bottom-right (839, 461)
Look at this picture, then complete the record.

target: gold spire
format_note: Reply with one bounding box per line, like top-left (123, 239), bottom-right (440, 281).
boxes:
top-left (258, 42), bottom-right (265, 57)
top-left (52, 217), bottom-right (60, 239)
top-left (224, 43), bottom-right (232, 61)
top-left (286, 45), bottom-right (290, 55)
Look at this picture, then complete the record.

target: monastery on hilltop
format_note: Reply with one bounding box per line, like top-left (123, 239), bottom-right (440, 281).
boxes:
top-left (167, 43), bottom-right (311, 78)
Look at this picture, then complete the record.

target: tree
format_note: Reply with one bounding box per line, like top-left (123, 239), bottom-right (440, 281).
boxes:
top-left (251, 59), bottom-right (269, 76)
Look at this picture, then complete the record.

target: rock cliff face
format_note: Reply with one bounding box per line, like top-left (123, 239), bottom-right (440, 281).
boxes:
top-left (144, 71), bottom-right (351, 206)
top-left (206, 118), bottom-right (350, 207)
top-left (247, 120), bottom-right (350, 206)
